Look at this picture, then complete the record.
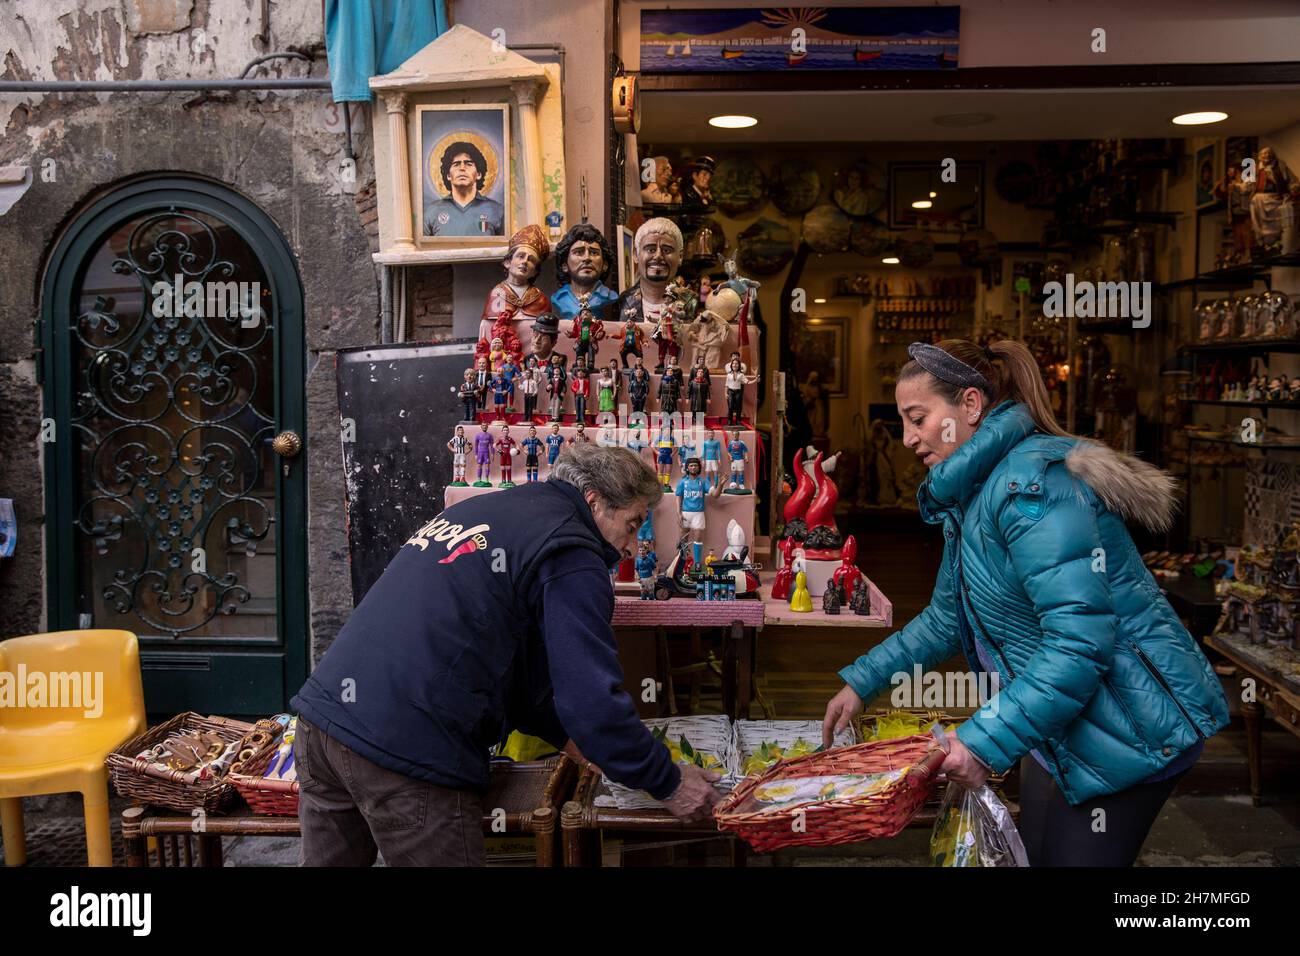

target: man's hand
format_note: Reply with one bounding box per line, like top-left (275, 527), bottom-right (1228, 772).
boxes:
top-left (822, 683), bottom-right (863, 749)
top-left (939, 731), bottom-right (990, 789)
top-left (660, 764), bottom-right (723, 823)
top-left (562, 739), bottom-right (602, 777)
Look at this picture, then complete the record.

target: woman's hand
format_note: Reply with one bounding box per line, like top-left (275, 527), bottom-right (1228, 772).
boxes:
top-left (939, 730), bottom-right (990, 789)
top-left (822, 684), bottom-right (864, 749)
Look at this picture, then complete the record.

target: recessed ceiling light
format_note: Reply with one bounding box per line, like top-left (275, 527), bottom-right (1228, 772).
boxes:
top-left (932, 112), bottom-right (994, 127)
top-left (882, 256), bottom-right (900, 265)
top-left (928, 191), bottom-right (937, 198)
top-left (813, 298), bottom-right (827, 303)
top-left (708, 114), bottom-right (758, 129)
top-left (1171, 111), bottom-right (1228, 126)
top-left (912, 199), bottom-right (933, 209)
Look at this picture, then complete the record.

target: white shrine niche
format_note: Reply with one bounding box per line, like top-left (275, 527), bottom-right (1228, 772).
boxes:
top-left (370, 24), bottom-right (568, 265)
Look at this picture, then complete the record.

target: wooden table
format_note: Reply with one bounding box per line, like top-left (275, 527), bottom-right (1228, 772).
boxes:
top-left (120, 756), bottom-right (577, 867)
top-left (1205, 631), bottom-right (1300, 805)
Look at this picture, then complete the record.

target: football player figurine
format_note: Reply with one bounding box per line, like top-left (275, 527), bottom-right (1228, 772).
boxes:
top-left (636, 540), bottom-right (658, 600)
top-left (447, 425), bottom-right (470, 486)
top-left (654, 423), bottom-right (676, 488)
top-left (571, 364), bottom-right (591, 424)
top-left (628, 358), bottom-right (651, 414)
top-left (499, 354), bottom-right (520, 413)
top-left (490, 369), bottom-right (510, 421)
top-left (472, 421), bottom-right (494, 487)
top-left (454, 368), bottom-right (478, 423)
top-left (701, 427), bottom-right (723, 492)
top-left (627, 426), bottom-right (650, 460)
top-left (725, 428), bottom-right (751, 494)
top-left (545, 353), bottom-right (568, 422)
top-left (521, 425), bottom-right (543, 483)
top-left (496, 425), bottom-right (519, 487)
top-left (544, 422), bottom-right (566, 471)
top-left (676, 456), bottom-right (724, 568)
top-left (519, 354), bottom-right (543, 423)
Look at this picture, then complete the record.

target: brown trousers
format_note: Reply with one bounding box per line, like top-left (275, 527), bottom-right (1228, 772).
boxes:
top-left (294, 718), bottom-right (485, 866)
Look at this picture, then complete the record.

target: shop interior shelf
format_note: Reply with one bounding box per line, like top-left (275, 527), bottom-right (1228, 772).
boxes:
top-left (1182, 340), bottom-right (1300, 355)
top-left (1182, 398), bottom-right (1300, 410)
top-left (1161, 264), bottom-right (1269, 291)
top-left (1184, 434), bottom-right (1300, 451)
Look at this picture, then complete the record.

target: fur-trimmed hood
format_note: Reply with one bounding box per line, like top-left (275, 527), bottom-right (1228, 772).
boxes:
top-left (1065, 439), bottom-right (1180, 534)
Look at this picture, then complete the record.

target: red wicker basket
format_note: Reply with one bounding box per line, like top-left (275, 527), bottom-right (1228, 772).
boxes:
top-left (227, 717), bottom-right (299, 816)
top-left (713, 735), bottom-right (946, 853)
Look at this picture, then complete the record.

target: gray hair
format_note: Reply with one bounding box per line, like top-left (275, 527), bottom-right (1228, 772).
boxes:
top-left (634, 216), bottom-right (683, 254)
top-left (551, 442), bottom-right (662, 510)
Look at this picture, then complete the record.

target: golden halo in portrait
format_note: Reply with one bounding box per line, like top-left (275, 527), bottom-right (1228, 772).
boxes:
top-left (429, 130), bottom-right (499, 197)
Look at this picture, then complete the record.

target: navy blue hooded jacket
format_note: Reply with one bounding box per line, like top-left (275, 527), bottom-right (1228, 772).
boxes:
top-left (291, 479), bottom-right (680, 799)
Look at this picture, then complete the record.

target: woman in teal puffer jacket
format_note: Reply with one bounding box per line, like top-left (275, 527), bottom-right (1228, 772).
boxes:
top-left (822, 338), bottom-right (1229, 866)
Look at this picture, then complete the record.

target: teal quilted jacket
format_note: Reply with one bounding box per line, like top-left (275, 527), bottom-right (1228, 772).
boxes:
top-left (840, 400), bottom-right (1230, 804)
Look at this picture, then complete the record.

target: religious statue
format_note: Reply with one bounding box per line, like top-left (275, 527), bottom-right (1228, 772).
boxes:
top-left (476, 225), bottom-right (551, 369)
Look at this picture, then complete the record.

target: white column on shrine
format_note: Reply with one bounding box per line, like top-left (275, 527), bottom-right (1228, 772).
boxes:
top-left (511, 79), bottom-right (546, 228)
top-left (384, 92), bottom-right (416, 251)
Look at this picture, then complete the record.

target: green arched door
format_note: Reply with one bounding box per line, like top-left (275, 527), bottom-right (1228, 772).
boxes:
top-left (40, 177), bottom-right (307, 715)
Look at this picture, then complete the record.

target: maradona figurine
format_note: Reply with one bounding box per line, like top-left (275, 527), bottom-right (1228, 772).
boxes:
top-left (552, 223), bottom-right (619, 325)
top-left (447, 425), bottom-right (470, 486)
top-left (521, 425), bottom-right (543, 483)
top-left (636, 541), bottom-right (659, 600)
top-left (519, 354), bottom-right (543, 422)
top-left (496, 424), bottom-right (519, 487)
top-left (702, 427), bottom-right (723, 491)
top-left (545, 422), bottom-right (566, 471)
top-left (545, 353), bottom-right (568, 422)
top-left (725, 428), bottom-right (750, 494)
top-left (655, 423), bottom-right (676, 488)
top-left (472, 421), bottom-right (494, 487)
top-left (676, 456), bottom-right (724, 568)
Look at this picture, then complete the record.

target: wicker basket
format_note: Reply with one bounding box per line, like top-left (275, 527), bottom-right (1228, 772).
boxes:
top-left (227, 717), bottom-right (299, 816)
top-left (726, 719), bottom-right (858, 789)
top-left (106, 712), bottom-right (253, 814)
top-left (597, 715), bottom-right (738, 811)
top-left (857, 708), bottom-right (960, 742)
top-left (713, 735), bottom-right (946, 853)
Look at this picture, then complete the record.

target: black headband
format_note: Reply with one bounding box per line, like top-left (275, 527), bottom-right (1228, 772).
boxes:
top-left (907, 341), bottom-right (992, 392)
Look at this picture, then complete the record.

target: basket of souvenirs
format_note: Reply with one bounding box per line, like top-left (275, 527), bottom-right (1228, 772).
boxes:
top-left (226, 714), bottom-right (299, 816)
top-left (713, 734), bottom-right (947, 853)
top-left (106, 712), bottom-right (253, 813)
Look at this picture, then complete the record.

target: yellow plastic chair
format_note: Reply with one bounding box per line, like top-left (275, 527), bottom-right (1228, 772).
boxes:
top-left (0, 630), bottom-right (146, 866)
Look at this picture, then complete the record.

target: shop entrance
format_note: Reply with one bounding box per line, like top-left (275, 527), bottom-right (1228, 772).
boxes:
top-left (39, 177), bottom-right (308, 716)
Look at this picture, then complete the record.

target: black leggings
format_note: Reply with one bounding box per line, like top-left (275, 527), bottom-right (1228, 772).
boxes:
top-left (1017, 756), bottom-right (1184, 867)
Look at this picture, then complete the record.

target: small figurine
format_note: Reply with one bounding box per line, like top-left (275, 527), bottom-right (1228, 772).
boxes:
top-left (545, 353), bottom-right (568, 421)
top-left (598, 360), bottom-right (619, 417)
top-left (569, 421), bottom-right (590, 445)
top-left (472, 421), bottom-right (494, 487)
top-left (690, 299), bottom-right (731, 371)
top-left (490, 369), bottom-right (510, 419)
top-left (723, 256), bottom-right (761, 369)
top-left (618, 314), bottom-right (646, 368)
top-left (636, 540), bottom-right (659, 600)
top-left (725, 355), bottom-right (758, 426)
top-left (771, 536), bottom-right (798, 601)
top-left (675, 456), bottom-right (724, 568)
top-left (822, 586), bottom-right (841, 615)
top-left (1249, 146), bottom-right (1295, 255)
top-left (496, 425), bottom-right (519, 487)
top-left (521, 425), bottom-right (543, 483)
top-left (519, 354), bottom-right (543, 422)
top-left (701, 427), bottom-right (723, 491)
top-left (1290, 377), bottom-right (1300, 401)
top-left (655, 423), bottom-right (676, 488)
top-left (678, 431), bottom-right (698, 471)
top-left (652, 277), bottom-right (696, 372)
top-left (704, 548), bottom-right (717, 572)
top-left (1215, 166), bottom-right (1254, 265)
top-left (530, 312), bottom-right (561, 364)
top-left (1269, 377), bottom-right (1285, 402)
top-left (681, 155), bottom-right (715, 209)
top-left (789, 570), bottom-right (813, 613)
top-left (725, 429), bottom-right (751, 494)
top-left (499, 354), bottom-right (520, 412)
top-left (571, 364), bottom-right (591, 423)
top-left (544, 423), bottom-right (566, 471)
top-left (567, 290), bottom-right (608, 370)
top-left (832, 536), bottom-right (864, 598)
top-left (454, 368), bottom-right (478, 423)
top-left (488, 335), bottom-right (509, 374)
top-left (447, 425), bottom-right (470, 486)
top-left (628, 358), bottom-right (651, 414)
top-left (627, 426), bottom-right (650, 459)
top-left (473, 356), bottom-right (491, 411)
top-left (849, 576), bottom-right (872, 615)
top-left (688, 358), bottom-right (712, 418)
top-left (598, 422), bottom-right (617, 447)
top-left (658, 354), bottom-right (684, 418)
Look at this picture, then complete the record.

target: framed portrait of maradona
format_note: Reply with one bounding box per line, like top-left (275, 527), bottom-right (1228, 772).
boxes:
top-left (417, 103), bottom-right (512, 244)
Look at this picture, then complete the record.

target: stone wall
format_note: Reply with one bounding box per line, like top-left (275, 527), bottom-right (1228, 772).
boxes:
top-left (0, 0), bottom-right (395, 665)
